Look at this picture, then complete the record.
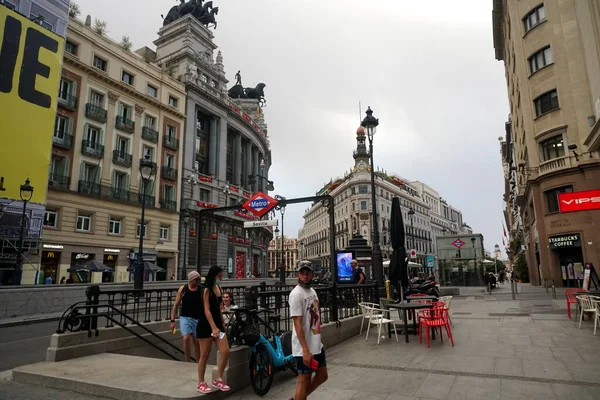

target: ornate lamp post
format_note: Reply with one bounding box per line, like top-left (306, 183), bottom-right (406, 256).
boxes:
top-left (135, 155), bottom-right (157, 290)
top-left (181, 210), bottom-right (191, 280)
top-left (248, 160), bottom-right (274, 192)
top-left (274, 226), bottom-right (279, 277)
top-left (279, 204), bottom-right (286, 283)
top-left (408, 208), bottom-right (415, 261)
top-left (15, 178), bottom-right (33, 285)
top-left (361, 107), bottom-right (383, 286)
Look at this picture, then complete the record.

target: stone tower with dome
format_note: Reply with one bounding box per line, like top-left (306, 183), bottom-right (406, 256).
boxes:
top-left (353, 126), bottom-right (370, 173)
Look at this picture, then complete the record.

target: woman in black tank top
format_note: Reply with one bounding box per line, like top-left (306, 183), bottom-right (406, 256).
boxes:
top-left (195, 266), bottom-right (231, 393)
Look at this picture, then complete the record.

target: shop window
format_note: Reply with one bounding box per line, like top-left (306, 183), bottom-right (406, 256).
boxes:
top-left (44, 210), bottom-right (58, 228)
top-left (545, 185), bottom-right (573, 213)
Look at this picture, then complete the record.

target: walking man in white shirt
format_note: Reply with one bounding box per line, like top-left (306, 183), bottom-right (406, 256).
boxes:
top-left (289, 260), bottom-right (328, 400)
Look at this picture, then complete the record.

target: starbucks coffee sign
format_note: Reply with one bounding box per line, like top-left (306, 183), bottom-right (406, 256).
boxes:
top-left (548, 234), bottom-right (581, 249)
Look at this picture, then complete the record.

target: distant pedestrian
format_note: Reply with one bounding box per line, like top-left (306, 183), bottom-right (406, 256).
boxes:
top-left (45, 274), bottom-right (53, 284)
top-left (60, 276), bottom-right (66, 284)
top-left (289, 260), bottom-right (328, 400)
top-left (170, 274), bottom-right (175, 280)
top-left (170, 271), bottom-right (202, 363)
top-left (350, 260), bottom-right (365, 284)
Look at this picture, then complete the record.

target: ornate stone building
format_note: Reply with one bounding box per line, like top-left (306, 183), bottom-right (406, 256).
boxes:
top-left (298, 126), bottom-right (468, 272)
top-left (268, 237), bottom-right (299, 277)
top-left (153, 6), bottom-right (272, 279)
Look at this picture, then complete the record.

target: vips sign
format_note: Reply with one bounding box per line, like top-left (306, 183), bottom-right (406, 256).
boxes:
top-left (558, 189), bottom-right (600, 213)
top-left (0, 7), bottom-right (64, 204)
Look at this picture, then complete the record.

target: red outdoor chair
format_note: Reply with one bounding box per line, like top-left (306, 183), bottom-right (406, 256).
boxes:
top-left (418, 307), bottom-right (454, 348)
top-left (565, 288), bottom-right (587, 319)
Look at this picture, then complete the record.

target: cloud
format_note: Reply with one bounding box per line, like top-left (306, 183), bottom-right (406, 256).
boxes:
top-left (76, 0), bottom-right (509, 256)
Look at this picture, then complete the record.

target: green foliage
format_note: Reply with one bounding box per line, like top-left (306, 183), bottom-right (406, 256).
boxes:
top-left (93, 19), bottom-right (107, 35)
top-left (120, 36), bottom-right (132, 51)
top-left (68, 2), bottom-right (81, 18)
top-left (514, 252), bottom-right (529, 283)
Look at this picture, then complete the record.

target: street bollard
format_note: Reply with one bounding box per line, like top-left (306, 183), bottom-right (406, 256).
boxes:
top-left (511, 280), bottom-right (516, 300)
top-left (544, 278), bottom-right (549, 293)
top-left (551, 279), bottom-right (556, 299)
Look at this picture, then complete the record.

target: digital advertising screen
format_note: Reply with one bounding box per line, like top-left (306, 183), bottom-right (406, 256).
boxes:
top-left (336, 251), bottom-right (355, 283)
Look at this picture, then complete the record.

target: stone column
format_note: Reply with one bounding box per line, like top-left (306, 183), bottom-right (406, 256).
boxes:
top-left (217, 118), bottom-right (228, 183)
top-left (234, 133), bottom-right (242, 185)
top-left (257, 152), bottom-right (264, 192)
top-left (245, 141), bottom-right (252, 191)
top-left (100, 91), bottom-right (120, 186)
top-left (208, 116), bottom-right (218, 175)
top-left (252, 148), bottom-right (259, 193)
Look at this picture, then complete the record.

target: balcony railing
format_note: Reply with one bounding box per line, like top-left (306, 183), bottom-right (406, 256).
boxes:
top-left (539, 156), bottom-right (571, 175)
top-left (52, 133), bottom-right (73, 149)
top-left (141, 126), bottom-right (159, 143)
top-left (138, 194), bottom-right (155, 207)
top-left (81, 140), bottom-right (104, 158)
top-left (78, 180), bottom-right (101, 196)
top-left (48, 173), bottom-right (69, 190)
top-left (58, 92), bottom-right (77, 110)
top-left (163, 135), bottom-right (179, 150)
top-left (111, 187), bottom-right (132, 202)
top-left (112, 150), bottom-right (132, 167)
top-left (85, 103), bottom-right (107, 123)
top-left (115, 116), bottom-right (135, 133)
top-left (161, 166), bottom-right (177, 180)
top-left (160, 199), bottom-right (177, 211)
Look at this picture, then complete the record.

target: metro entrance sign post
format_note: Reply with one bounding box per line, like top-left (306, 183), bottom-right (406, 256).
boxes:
top-left (242, 191), bottom-right (279, 217)
top-left (452, 239), bottom-right (466, 249)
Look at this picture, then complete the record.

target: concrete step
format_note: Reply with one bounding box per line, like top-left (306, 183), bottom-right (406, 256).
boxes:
top-left (12, 353), bottom-right (230, 400)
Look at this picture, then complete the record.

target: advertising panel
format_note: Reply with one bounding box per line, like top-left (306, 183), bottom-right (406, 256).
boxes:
top-left (558, 189), bottom-right (600, 213)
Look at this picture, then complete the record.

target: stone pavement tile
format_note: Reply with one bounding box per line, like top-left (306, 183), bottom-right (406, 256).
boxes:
top-left (511, 345), bottom-right (554, 360)
top-left (565, 362), bottom-right (600, 384)
top-left (455, 342), bottom-right (513, 358)
top-left (500, 379), bottom-right (558, 400)
top-left (527, 334), bottom-right (554, 347)
top-left (447, 376), bottom-right (501, 400)
top-left (588, 387), bottom-right (600, 400)
top-left (522, 358), bottom-right (573, 381)
top-left (552, 383), bottom-right (596, 400)
top-left (552, 347), bottom-right (584, 362)
top-left (577, 348), bottom-right (600, 363)
top-left (407, 354), bottom-right (439, 370)
top-left (385, 395), bottom-right (421, 400)
top-left (494, 357), bottom-right (524, 377)
top-left (413, 373), bottom-right (455, 399)
top-left (433, 354), bottom-right (495, 375)
top-left (347, 370), bottom-right (428, 397)
top-left (0, 381), bottom-right (111, 400)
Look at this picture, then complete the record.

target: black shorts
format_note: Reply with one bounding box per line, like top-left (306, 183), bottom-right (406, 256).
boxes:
top-left (295, 347), bottom-right (327, 374)
top-left (196, 321), bottom-right (225, 339)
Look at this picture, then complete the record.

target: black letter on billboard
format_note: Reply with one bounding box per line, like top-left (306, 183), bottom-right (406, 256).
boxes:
top-left (18, 27), bottom-right (58, 109)
top-left (0, 16), bottom-right (21, 94)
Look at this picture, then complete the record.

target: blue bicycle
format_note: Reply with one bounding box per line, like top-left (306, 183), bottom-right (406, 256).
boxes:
top-left (229, 307), bottom-right (297, 396)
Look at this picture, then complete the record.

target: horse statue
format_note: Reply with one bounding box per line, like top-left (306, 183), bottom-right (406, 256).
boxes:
top-left (228, 84), bottom-right (246, 99)
top-left (244, 83), bottom-right (267, 107)
top-left (199, 7), bottom-right (219, 29)
top-left (162, 0), bottom-right (198, 26)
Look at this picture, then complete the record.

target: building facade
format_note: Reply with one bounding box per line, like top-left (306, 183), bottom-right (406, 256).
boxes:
top-left (1, 0), bottom-right (69, 37)
top-left (494, 0), bottom-right (600, 286)
top-left (36, 15), bottom-right (187, 284)
top-left (267, 237), bottom-right (299, 277)
top-left (152, 13), bottom-right (272, 279)
top-left (298, 126), bottom-right (469, 273)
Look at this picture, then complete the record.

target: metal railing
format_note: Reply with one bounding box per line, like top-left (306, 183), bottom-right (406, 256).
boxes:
top-left (85, 103), bottom-right (107, 123)
top-left (112, 150), bottom-right (133, 167)
top-left (142, 126), bottom-right (159, 143)
top-left (163, 135), bottom-right (179, 150)
top-left (53, 133), bottom-right (73, 149)
top-left (116, 116), bottom-right (135, 133)
top-left (58, 92), bottom-right (77, 109)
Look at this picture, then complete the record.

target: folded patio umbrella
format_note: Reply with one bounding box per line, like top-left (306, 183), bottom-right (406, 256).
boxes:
top-left (389, 197), bottom-right (409, 301)
top-left (67, 260), bottom-right (114, 273)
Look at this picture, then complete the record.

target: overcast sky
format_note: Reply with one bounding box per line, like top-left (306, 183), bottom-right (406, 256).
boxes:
top-left (76, 0), bottom-right (509, 256)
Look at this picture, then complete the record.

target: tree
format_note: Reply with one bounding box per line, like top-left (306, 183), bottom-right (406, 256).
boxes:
top-left (513, 252), bottom-right (529, 283)
top-left (120, 36), bottom-right (132, 51)
top-left (68, 2), bottom-right (81, 18)
top-left (93, 19), bottom-right (107, 35)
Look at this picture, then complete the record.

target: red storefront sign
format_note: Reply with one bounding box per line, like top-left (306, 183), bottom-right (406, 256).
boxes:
top-left (558, 189), bottom-right (600, 213)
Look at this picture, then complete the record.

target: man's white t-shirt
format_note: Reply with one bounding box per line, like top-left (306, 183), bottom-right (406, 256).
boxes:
top-left (289, 284), bottom-right (323, 357)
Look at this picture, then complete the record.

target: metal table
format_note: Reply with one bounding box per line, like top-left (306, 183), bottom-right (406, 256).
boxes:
top-left (406, 295), bottom-right (438, 303)
top-left (388, 302), bottom-right (433, 343)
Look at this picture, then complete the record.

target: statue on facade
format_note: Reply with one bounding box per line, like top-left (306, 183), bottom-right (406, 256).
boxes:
top-left (235, 70), bottom-right (242, 86)
top-left (227, 80), bottom-right (267, 107)
top-left (161, 0), bottom-right (219, 28)
top-left (188, 63), bottom-right (199, 82)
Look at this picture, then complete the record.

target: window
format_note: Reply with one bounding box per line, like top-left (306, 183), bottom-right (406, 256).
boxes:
top-left (116, 136), bottom-right (129, 155)
top-left (30, 13), bottom-right (53, 30)
top-left (160, 226), bottom-right (169, 241)
top-left (136, 222), bottom-right (149, 238)
top-left (358, 185), bottom-right (368, 194)
top-left (168, 95), bottom-right (178, 107)
top-left (360, 200), bottom-right (367, 210)
top-left (143, 145), bottom-right (155, 161)
top-left (122, 71), bottom-right (134, 85)
top-left (50, 155), bottom-right (68, 178)
top-left (199, 189), bottom-right (210, 202)
top-left (165, 154), bottom-right (175, 168)
top-left (118, 103), bottom-right (133, 120)
top-left (540, 134), bottom-right (565, 161)
top-left (85, 125), bottom-right (101, 144)
top-left (93, 55), bottom-right (107, 71)
top-left (90, 90), bottom-right (104, 106)
top-left (65, 41), bottom-right (78, 56)
top-left (201, 74), bottom-right (208, 83)
top-left (44, 210), bottom-right (58, 228)
top-left (523, 4), bottom-right (546, 33)
top-left (211, 80), bottom-right (217, 88)
top-left (529, 46), bottom-right (553, 73)
top-left (534, 90), bottom-right (559, 117)
top-left (59, 79), bottom-right (73, 100)
top-left (54, 115), bottom-right (71, 139)
top-left (545, 185), bottom-right (573, 213)
top-left (109, 218), bottom-right (121, 235)
top-left (81, 163), bottom-right (100, 183)
top-left (197, 136), bottom-right (207, 156)
top-left (145, 115), bottom-right (156, 128)
top-left (146, 85), bottom-right (157, 97)
top-left (76, 213), bottom-right (92, 232)
top-left (166, 124), bottom-right (176, 138)
top-left (113, 171), bottom-right (128, 189)
top-left (163, 184), bottom-right (175, 201)
top-left (2, 0), bottom-right (16, 10)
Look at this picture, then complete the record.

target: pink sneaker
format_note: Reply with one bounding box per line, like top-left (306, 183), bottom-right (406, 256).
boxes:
top-left (196, 382), bottom-right (212, 394)
top-left (212, 379), bottom-right (231, 391)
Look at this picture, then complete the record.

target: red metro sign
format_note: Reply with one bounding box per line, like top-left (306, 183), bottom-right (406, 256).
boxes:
top-left (242, 191), bottom-right (279, 217)
top-left (558, 189), bottom-right (600, 213)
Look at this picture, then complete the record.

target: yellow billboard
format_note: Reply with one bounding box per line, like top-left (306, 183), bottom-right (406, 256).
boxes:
top-left (0, 6), bottom-right (64, 204)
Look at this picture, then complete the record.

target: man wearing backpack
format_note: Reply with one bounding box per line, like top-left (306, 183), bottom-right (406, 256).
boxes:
top-left (170, 271), bottom-right (203, 362)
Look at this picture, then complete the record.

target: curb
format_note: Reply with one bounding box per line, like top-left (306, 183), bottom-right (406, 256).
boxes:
top-left (0, 316), bottom-right (61, 329)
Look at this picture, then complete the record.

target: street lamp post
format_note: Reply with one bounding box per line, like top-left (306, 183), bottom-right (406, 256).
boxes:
top-left (274, 226), bottom-right (279, 277)
top-left (408, 208), bottom-right (415, 262)
top-left (279, 206), bottom-right (286, 283)
top-left (135, 155), bottom-right (157, 290)
top-left (181, 210), bottom-right (191, 280)
top-left (15, 179), bottom-right (33, 285)
top-left (361, 106), bottom-right (384, 287)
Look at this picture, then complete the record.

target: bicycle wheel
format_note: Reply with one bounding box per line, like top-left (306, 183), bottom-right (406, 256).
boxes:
top-left (249, 344), bottom-right (274, 396)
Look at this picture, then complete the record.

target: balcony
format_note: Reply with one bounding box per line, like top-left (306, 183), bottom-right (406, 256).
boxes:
top-left (142, 126), bottom-right (159, 143)
top-left (163, 135), bottom-right (179, 150)
top-left (48, 173), bottom-right (69, 190)
top-left (138, 194), bottom-right (155, 207)
top-left (52, 133), bottom-right (73, 149)
top-left (162, 166), bottom-right (177, 180)
top-left (78, 180), bottom-right (101, 196)
top-left (81, 140), bottom-right (104, 158)
top-left (58, 92), bottom-right (77, 110)
top-left (539, 156), bottom-right (572, 176)
top-left (111, 187), bottom-right (132, 202)
top-left (115, 116), bottom-right (135, 133)
top-left (85, 103), bottom-right (107, 123)
top-left (112, 150), bottom-right (132, 167)
top-left (160, 199), bottom-right (177, 211)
